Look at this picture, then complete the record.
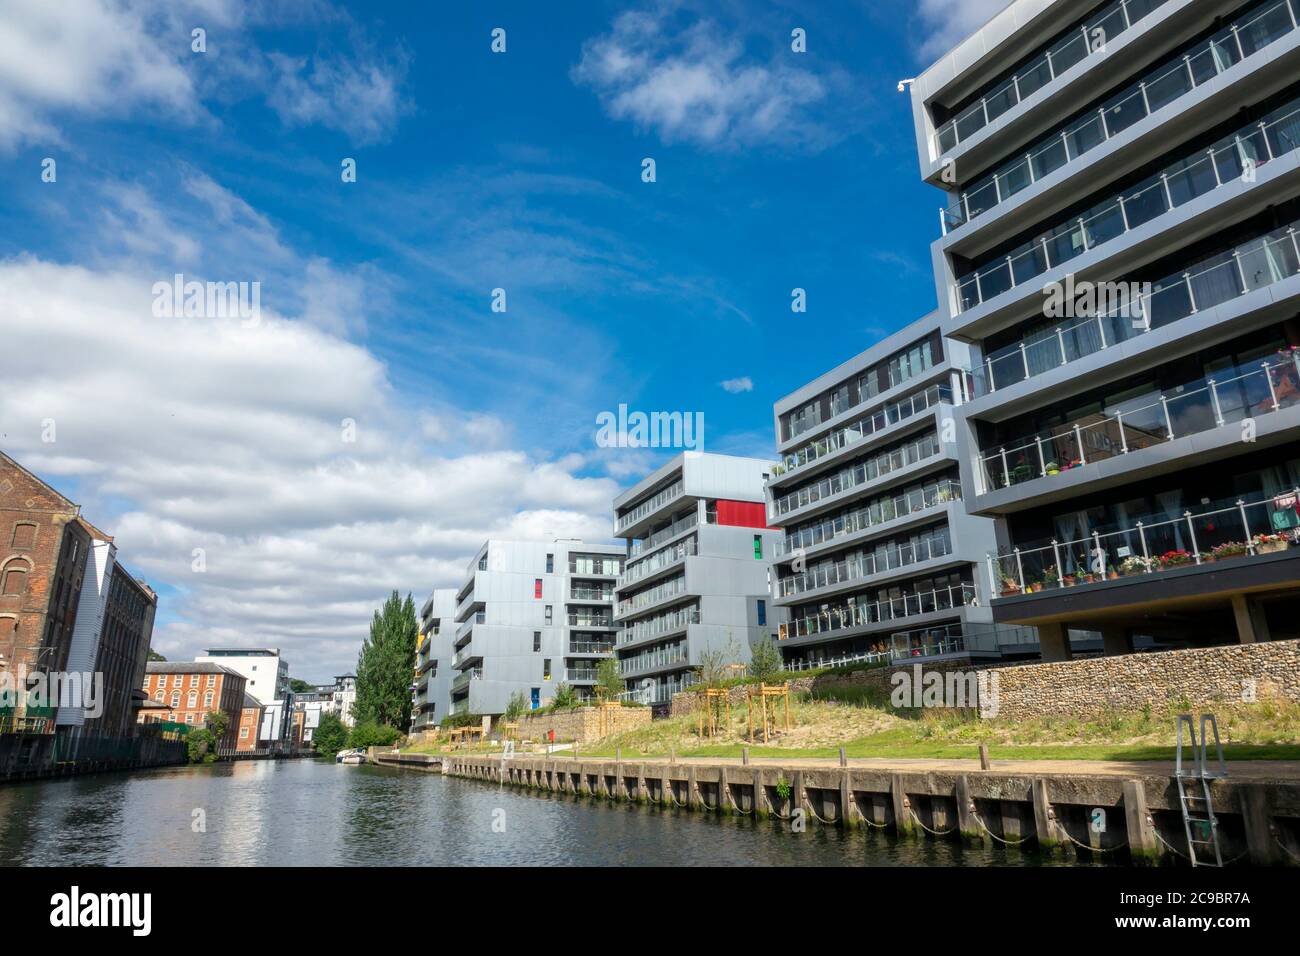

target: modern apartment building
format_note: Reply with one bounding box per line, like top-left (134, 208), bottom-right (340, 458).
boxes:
top-left (413, 589), bottom-right (456, 731)
top-left (909, 0), bottom-right (1300, 659)
top-left (195, 647), bottom-right (289, 706)
top-left (450, 539), bottom-right (624, 719)
top-left (612, 452), bottom-right (784, 705)
top-left (766, 321), bottom-right (1036, 666)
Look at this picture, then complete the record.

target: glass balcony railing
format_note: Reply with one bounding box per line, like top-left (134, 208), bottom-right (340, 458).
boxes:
top-left (770, 432), bottom-right (944, 518)
top-left (932, 0), bottom-right (1168, 159)
top-left (568, 612), bottom-right (615, 628)
top-left (777, 385), bottom-right (952, 476)
top-left (618, 606), bottom-right (700, 647)
top-left (615, 574), bottom-right (688, 618)
top-left (990, 489), bottom-right (1300, 595)
top-left (777, 479), bottom-right (962, 556)
top-left (970, 221), bottom-right (1300, 397)
top-left (569, 557), bottom-right (622, 576)
top-left (450, 667), bottom-right (482, 693)
top-left (618, 670), bottom-right (698, 705)
top-left (615, 480), bottom-right (684, 533)
top-left (628, 511), bottom-right (698, 559)
top-left (943, 0), bottom-right (1300, 234)
top-left (565, 667), bottom-right (601, 682)
top-left (455, 611), bottom-right (485, 641)
top-left (569, 585), bottom-right (614, 601)
top-left (619, 642), bottom-right (690, 677)
top-left (776, 532), bottom-right (954, 598)
top-left (782, 583), bottom-right (978, 640)
top-left (567, 640), bottom-right (615, 655)
top-left (955, 96), bottom-right (1300, 313)
top-left (980, 348), bottom-right (1300, 492)
top-left (618, 537), bottom-right (696, 588)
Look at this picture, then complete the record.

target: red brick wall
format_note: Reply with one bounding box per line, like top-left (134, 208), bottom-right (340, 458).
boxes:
top-left (139, 670), bottom-right (246, 750)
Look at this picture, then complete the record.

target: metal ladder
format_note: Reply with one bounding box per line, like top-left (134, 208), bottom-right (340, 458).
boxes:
top-left (1174, 714), bottom-right (1226, 867)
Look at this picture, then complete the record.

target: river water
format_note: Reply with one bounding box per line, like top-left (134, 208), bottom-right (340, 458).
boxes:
top-left (0, 759), bottom-right (1096, 866)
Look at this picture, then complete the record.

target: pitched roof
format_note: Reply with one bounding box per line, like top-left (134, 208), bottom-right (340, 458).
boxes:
top-left (146, 661), bottom-right (243, 676)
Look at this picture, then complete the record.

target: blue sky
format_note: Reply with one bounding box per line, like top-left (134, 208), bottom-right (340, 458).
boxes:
top-left (0, 0), bottom-right (1003, 679)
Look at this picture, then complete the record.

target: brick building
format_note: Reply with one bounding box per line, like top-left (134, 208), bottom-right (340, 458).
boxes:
top-left (237, 693), bottom-right (263, 752)
top-left (1, 450), bottom-right (159, 772)
top-left (139, 662), bottom-right (246, 752)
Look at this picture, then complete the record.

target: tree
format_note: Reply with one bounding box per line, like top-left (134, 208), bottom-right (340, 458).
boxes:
top-left (147, 648), bottom-right (167, 662)
top-left (205, 709), bottom-right (230, 741)
top-left (355, 590), bottom-right (419, 731)
top-left (289, 678), bottom-right (314, 693)
top-left (348, 720), bottom-right (402, 750)
top-left (748, 634), bottom-right (783, 682)
top-left (313, 712), bottom-right (349, 759)
top-left (696, 633), bottom-right (742, 684)
top-left (551, 683), bottom-right (578, 709)
top-left (504, 690), bottom-right (528, 721)
top-left (596, 658), bottom-right (624, 700)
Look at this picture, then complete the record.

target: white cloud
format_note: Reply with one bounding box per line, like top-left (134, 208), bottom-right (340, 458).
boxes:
top-left (916, 0), bottom-right (1013, 60)
top-left (0, 254), bottom-right (618, 678)
top-left (264, 49), bottom-right (408, 145)
top-left (573, 8), bottom-right (829, 150)
top-left (719, 376), bottom-right (753, 394)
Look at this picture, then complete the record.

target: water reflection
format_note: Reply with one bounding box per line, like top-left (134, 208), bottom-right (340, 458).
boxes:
top-left (0, 760), bottom-right (1104, 867)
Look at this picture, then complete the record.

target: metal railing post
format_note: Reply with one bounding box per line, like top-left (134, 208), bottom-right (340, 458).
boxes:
top-left (1000, 447), bottom-right (1010, 488)
top-left (1209, 380), bottom-right (1224, 426)
top-left (1162, 396), bottom-right (1175, 439)
top-left (1116, 409), bottom-right (1128, 452)
top-left (1137, 521), bottom-right (1151, 570)
top-left (1186, 511), bottom-right (1201, 564)
top-left (1264, 362), bottom-right (1279, 410)
top-left (1051, 539), bottom-right (1064, 587)
top-left (1014, 549), bottom-right (1025, 591)
top-left (1057, 327), bottom-right (1068, 365)
top-left (1239, 499), bottom-right (1255, 555)
top-left (1074, 423), bottom-right (1087, 465)
top-left (1036, 436), bottom-right (1047, 476)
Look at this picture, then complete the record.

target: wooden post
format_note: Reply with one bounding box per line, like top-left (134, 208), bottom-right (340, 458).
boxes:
top-left (840, 769), bottom-right (855, 828)
top-left (1240, 787), bottom-right (1278, 865)
top-left (1032, 778), bottom-right (1062, 852)
top-left (957, 775), bottom-right (984, 842)
top-left (752, 768), bottom-right (767, 817)
top-left (891, 774), bottom-right (913, 836)
top-left (1122, 779), bottom-right (1158, 864)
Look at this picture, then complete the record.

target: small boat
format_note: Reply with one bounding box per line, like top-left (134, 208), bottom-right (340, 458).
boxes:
top-left (336, 748), bottom-right (367, 765)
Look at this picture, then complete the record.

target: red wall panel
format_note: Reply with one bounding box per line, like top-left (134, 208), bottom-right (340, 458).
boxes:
top-left (714, 499), bottom-right (770, 529)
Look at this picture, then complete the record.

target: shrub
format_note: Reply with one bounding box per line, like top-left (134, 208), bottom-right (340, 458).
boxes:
top-left (348, 720), bottom-right (402, 750)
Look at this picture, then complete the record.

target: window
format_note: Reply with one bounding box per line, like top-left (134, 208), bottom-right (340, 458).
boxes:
top-left (204, 691), bottom-right (214, 707)
top-left (11, 523), bottom-right (36, 549)
top-left (534, 578), bottom-right (543, 598)
top-left (753, 534), bottom-right (763, 559)
top-left (544, 605), bottom-right (552, 625)
top-left (187, 692), bottom-right (198, 708)
top-left (239, 727), bottom-right (249, 739)
top-left (154, 690), bottom-right (163, 702)
top-left (757, 599), bottom-right (767, 626)
top-left (170, 693), bottom-right (180, 707)
top-left (545, 553), bottom-right (554, 573)
top-left (189, 674), bottom-right (199, 687)
top-left (206, 674), bottom-right (216, 687)
top-left (1, 567), bottom-right (27, 596)
top-left (543, 659), bottom-right (551, 680)
top-left (172, 675), bottom-right (182, 688)
top-left (185, 713), bottom-right (195, 724)
top-left (533, 631), bottom-right (541, 652)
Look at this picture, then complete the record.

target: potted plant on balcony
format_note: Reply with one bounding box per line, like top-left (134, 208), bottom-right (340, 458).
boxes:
top-left (1063, 457), bottom-right (1083, 471)
top-left (1252, 532), bottom-right (1289, 554)
top-left (1061, 571), bottom-right (1076, 587)
top-left (1044, 460), bottom-right (1060, 476)
top-left (1158, 549), bottom-right (1193, 569)
top-left (1043, 566), bottom-right (1060, 589)
top-left (1119, 555), bottom-right (1152, 576)
top-left (1211, 541), bottom-right (1249, 561)
top-left (999, 575), bottom-right (1022, 597)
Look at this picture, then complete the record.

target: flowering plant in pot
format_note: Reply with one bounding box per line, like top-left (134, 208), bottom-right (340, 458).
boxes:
top-left (1000, 575), bottom-right (1022, 596)
top-left (1158, 549), bottom-right (1193, 568)
top-left (1252, 533), bottom-right (1288, 554)
top-left (1211, 541), bottom-right (1249, 560)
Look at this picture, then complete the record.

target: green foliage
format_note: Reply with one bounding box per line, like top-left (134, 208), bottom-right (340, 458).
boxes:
top-left (775, 775), bottom-right (791, 801)
top-left (146, 648), bottom-right (167, 662)
top-left (313, 712), bottom-right (349, 759)
top-left (747, 635), bottom-right (783, 682)
top-left (204, 709), bottom-right (230, 740)
top-left (439, 711), bottom-right (483, 729)
top-left (348, 720), bottom-right (402, 750)
top-left (186, 728), bottom-right (218, 763)
top-left (355, 591), bottom-right (419, 730)
top-left (550, 683), bottom-right (579, 710)
top-left (289, 678), bottom-right (314, 693)
top-left (504, 691), bottom-right (528, 721)
top-left (595, 658), bottom-right (624, 700)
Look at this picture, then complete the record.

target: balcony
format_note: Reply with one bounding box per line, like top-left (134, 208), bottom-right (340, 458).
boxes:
top-left (942, 0), bottom-right (1300, 234)
top-left (615, 480), bottom-right (684, 535)
top-left (969, 221), bottom-right (1300, 398)
top-left (781, 583), bottom-right (978, 642)
top-left (569, 585), bottom-right (614, 602)
top-left (955, 95), bottom-right (1300, 314)
top-left (776, 533), bottom-right (955, 599)
top-left (617, 537), bottom-right (696, 588)
top-left (454, 611), bottom-right (485, 645)
top-left (567, 612), bottom-right (616, 629)
top-left (614, 574), bottom-right (688, 619)
top-left (567, 640), bottom-right (615, 655)
top-left (617, 606), bottom-right (700, 648)
top-left (565, 667), bottom-right (601, 683)
top-left (773, 385), bottom-right (952, 482)
top-left (451, 646), bottom-right (480, 669)
top-left (450, 667), bottom-right (482, 694)
top-left (769, 432), bottom-right (945, 520)
top-left (933, 0), bottom-right (1169, 159)
top-left (988, 490), bottom-right (1300, 603)
top-left (619, 645), bottom-right (690, 678)
top-left (777, 479), bottom-right (962, 559)
top-left (979, 349), bottom-right (1300, 494)
top-left (627, 511), bottom-right (698, 560)
top-left (569, 557), bottom-right (622, 576)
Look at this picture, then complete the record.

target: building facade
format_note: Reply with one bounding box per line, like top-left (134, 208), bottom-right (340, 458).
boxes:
top-left (413, 589), bottom-right (455, 732)
top-left (909, 0), bottom-right (1300, 659)
top-left (450, 539), bottom-right (625, 719)
top-left (139, 662), bottom-right (246, 751)
top-left (1, 451), bottom-right (158, 768)
top-left (612, 452), bottom-right (784, 705)
top-left (195, 647), bottom-right (289, 706)
top-left (766, 322), bottom-right (1032, 667)
top-left (237, 694), bottom-right (263, 752)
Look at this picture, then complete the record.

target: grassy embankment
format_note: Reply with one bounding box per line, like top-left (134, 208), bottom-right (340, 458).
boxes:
top-left (409, 682), bottom-right (1300, 762)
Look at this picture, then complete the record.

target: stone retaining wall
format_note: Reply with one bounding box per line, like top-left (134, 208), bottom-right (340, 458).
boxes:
top-left (515, 705), bottom-right (651, 743)
top-left (670, 640), bottom-right (1300, 721)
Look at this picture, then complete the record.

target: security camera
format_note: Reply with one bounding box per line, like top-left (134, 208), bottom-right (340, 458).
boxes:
top-left (897, 78), bottom-right (916, 93)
